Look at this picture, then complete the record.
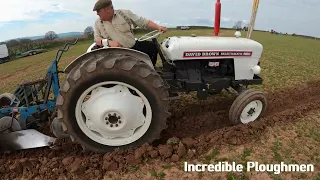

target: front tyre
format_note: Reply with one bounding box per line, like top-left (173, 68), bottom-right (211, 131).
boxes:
top-left (57, 53), bottom-right (170, 153)
top-left (229, 89), bottom-right (267, 125)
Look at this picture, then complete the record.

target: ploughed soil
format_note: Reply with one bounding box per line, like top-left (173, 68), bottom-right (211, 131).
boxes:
top-left (1, 81), bottom-right (320, 179)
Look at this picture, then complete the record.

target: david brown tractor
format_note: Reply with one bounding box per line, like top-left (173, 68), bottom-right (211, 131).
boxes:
top-left (0, 28), bottom-right (267, 153)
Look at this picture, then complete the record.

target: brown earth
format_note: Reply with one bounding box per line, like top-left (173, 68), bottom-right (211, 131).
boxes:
top-left (1, 80), bottom-right (320, 179)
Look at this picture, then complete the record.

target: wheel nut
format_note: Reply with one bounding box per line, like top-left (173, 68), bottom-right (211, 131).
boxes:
top-left (110, 124), bottom-right (113, 127)
top-left (106, 122), bottom-right (109, 125)
top-left (118, 116), bottom-right (121, 119)
top-left (116, 124), bottom-right (118, 127)
top-left (119, 121), bottom-right (122, 124)
top-left (108, 114), bottom-right (111, 117)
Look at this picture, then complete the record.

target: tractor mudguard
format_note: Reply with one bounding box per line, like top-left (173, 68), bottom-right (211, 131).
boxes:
top-left (64, 47), bottom-right (155, 73)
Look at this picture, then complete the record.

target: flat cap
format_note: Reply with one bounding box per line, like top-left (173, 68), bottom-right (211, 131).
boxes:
top-left (93, 0), bottom-right (112, 11)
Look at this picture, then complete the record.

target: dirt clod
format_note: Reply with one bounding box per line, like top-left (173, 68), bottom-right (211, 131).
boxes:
top-left (102, 161), bottom-right (118, 171)
top-left (149, 150), bottom-right (159, 158)
top-left (158, 145), bottom-right (173, 158)
top-left (113, 156), bottom-right (125, 164)
top-left (0, 159), bottom-right (5, 165)
top-left (171, 154), bottom-right (180, 162)
top-left (62, 157), bottom-right (74, 166)
top-left (48, 151), bottom-right (55, 159)
top-left (70, 158), bottom-right (84, 173)
top-left (147, 146), bottom-right (154, 151)
top-left (0, 166), bottom-right (5, 173)
top-left (125, 155), bottom-right (141, 166)
top-left (187, 149), bottom-right (196, 159)
top-left (103, 153), bottom-right (112, 161)
top-left (41, 157), bottom-right (48, 165)
top-left (177, 142), bottom-right (187, 157)
top-left (9, 162), bottom-right (22, 174)
top-left (167, 137), bottom-right (180, 145)
top-left (134, 146), bottom-right (147, 160)
top-left (182, 137), bottom-right (197, 148)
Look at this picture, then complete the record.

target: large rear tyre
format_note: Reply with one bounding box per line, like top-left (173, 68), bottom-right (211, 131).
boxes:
top-left (57, 53), bottom-right (170, 153)
top-left (229, 89), bottom-right (267, 125)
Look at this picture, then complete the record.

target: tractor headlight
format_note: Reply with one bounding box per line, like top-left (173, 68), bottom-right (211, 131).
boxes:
top-left (252, 65), bottom-right (261, 74)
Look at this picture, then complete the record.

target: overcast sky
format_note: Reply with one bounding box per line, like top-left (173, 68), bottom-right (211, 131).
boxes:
top-left (0, 0), bottom-right (319, 41)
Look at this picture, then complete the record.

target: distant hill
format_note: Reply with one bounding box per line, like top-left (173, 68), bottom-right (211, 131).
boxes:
top-left (16, 32), bottom-right (84, 41)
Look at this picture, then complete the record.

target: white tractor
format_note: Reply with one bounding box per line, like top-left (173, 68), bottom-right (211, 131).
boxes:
top-left (53, 26), bottom-right (267, 153)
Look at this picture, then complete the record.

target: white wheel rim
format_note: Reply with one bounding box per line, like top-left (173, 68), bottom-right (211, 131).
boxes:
top-left (75, 81), bottom-right (152, 146)
top-left (240, 100), bottom-right (263, 124)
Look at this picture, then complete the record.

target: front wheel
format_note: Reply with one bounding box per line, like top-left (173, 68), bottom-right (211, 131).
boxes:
top-left (57, 53), bottom-right (170, 153)
top-left (229, 89), bottom-right (267, 125)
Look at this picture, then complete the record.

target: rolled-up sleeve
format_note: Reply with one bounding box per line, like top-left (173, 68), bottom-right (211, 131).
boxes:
top-left (94, 19), bottom-right (103, 41)
top-left (123, 10), bottom-right (149, 28)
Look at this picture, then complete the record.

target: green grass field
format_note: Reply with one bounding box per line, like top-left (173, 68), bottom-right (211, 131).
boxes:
top-left (1, 29), bottom-right (320, 179)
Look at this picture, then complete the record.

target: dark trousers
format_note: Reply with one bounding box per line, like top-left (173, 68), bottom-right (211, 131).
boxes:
top-left (131, 41), bottom-right (158, 66)
top-left (91, 40), bottom-right (158, 66)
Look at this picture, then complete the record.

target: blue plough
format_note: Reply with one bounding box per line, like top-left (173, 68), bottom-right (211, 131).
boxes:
top-left (0, 38), bottom-right (78, 152)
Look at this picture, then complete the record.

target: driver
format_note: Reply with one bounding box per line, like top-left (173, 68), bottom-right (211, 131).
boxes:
top-left (93, 0), bottom-right (167, 66)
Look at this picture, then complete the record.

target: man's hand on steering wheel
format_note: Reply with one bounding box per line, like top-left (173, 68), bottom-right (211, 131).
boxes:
top-left (108, 40), bottom-right (121, 47)
top-left (95, 38), bottom-right (104, 47)
top-left (157, 26), bottom-right (167, 32)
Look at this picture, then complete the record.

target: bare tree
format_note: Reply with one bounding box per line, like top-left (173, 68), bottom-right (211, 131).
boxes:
top-left (84, 26), bottom-right (94, 38)
top-left (233, 21), bottom-right (243, 30)
top-left (45, 31), bottom-right (58, 40)
top-left (6, 39), bottom-right (20, 47)
top-left (19, 38), bottom-right (32, 45)
top-left (242, 23), bottom-right (249, 31)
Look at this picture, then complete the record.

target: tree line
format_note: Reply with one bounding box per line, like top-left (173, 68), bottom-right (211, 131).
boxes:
top-left (0, 26), bottom-right (94, 59)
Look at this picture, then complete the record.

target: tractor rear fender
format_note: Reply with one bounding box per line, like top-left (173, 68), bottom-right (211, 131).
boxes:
top-left (64, 47), bottom-right (154, 73)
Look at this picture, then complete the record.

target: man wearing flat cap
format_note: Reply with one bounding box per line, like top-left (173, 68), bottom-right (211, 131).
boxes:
top-left (92, 0), bottom-right (167, 66)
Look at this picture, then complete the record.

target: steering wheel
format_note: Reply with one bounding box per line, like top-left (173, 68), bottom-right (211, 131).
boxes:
top-left (138, 30), bottom-right (163, 42)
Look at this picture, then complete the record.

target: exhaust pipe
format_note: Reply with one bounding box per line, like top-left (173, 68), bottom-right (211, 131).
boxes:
top-left (214, 0), bottom-right (221, 36)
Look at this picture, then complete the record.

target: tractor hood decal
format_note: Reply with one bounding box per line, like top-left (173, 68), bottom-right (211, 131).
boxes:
top-left (183, 50), bottom-right (253, 58)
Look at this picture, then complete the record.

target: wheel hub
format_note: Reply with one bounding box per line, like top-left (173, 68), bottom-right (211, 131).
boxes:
top-left (247, 108), bottom-right (256, 116)
top-left (105, 112), bottom-right (121, 126)
top-left (240, 100), bottom-right (263, 123)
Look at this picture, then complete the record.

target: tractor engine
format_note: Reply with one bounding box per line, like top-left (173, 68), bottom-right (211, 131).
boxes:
top-left (161, 58), bottom-right (235, 97)
top-left (159, 35), bottom-right (263, 99)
